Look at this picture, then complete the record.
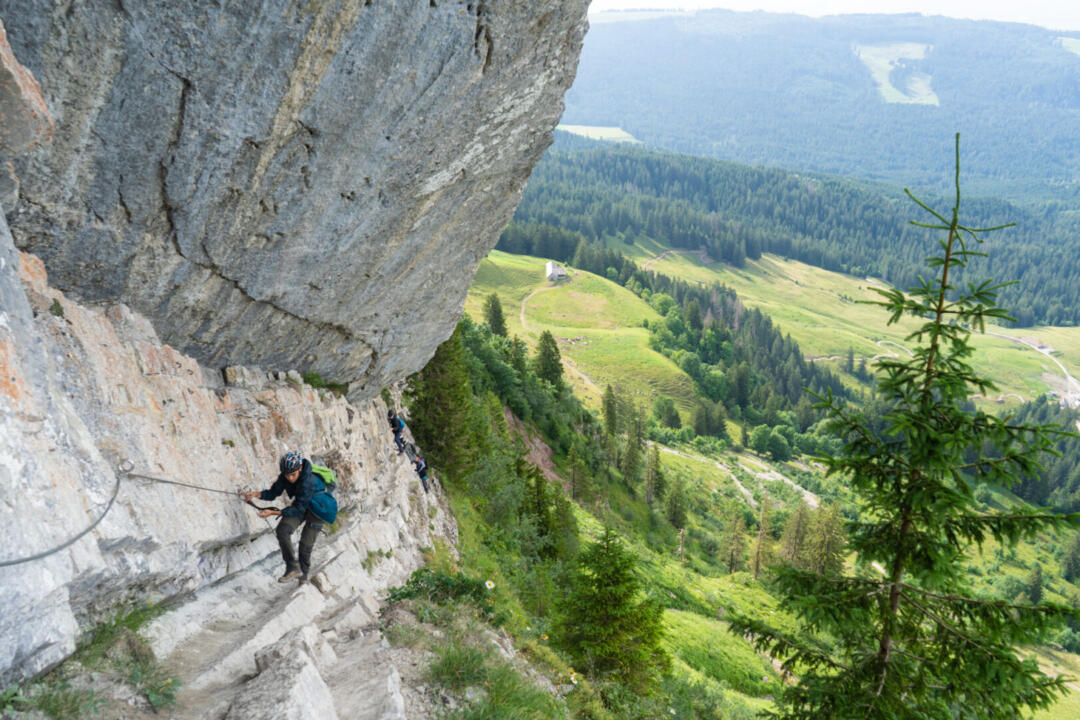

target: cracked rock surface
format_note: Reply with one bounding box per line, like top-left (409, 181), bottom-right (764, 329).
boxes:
top-left (0, 0), bottom-right (589, 394)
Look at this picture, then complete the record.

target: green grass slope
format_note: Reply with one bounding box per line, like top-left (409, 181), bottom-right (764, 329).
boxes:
top-left (634, 246), bottom-right (1080, 410)
top-left (466, 250), bottom-right (697, 416)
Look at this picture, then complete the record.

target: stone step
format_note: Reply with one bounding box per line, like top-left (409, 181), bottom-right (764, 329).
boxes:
top-left (224, 647), bottom-right (339, 720)
top-left (142, 552), bottom-right (329, 715)
top-left (325, 638), bottom-right (406, 720)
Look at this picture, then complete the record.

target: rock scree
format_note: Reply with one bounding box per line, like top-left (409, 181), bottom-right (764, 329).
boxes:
top-left (0, 0), bottom-right (589, 395)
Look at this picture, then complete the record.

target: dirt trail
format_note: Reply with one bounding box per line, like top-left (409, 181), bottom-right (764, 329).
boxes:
top-left (738, 455), bottom-right (819, 509)
top-left (808, 339), bottom-right (913, 364)
top-left (656, 445), bottom-right (757, 508)
top-left (988, 332), bottom-right (1080, 406)
top-left (519, 273), bottom-right (602, 396)
top-left (563, 357), bottom-right (602, 395)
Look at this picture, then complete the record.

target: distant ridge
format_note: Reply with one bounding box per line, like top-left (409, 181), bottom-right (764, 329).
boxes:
top-left (565, 9), bottom-right (1080, 202)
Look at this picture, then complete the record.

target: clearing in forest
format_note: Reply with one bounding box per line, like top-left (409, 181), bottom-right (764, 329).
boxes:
top-left (465, 250), bottom-right (697, 418)
top-left (853, 42), bottom-right (940, 105)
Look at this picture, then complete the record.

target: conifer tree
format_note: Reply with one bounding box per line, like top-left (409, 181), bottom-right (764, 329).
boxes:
top-left (568, 444), bottom-right (590, 501)
top-left (752, 501), bottom-right (773, 580)
top-left (533, 330), bottom-right (564, 390)
top-left (407, 325), bottom-right (479, 480)
top-left (622, 404), bottom-right (644, 485)
top-left (731, 136), bottom-right (1078, 719)
top-left (721, 508), bottom-right (748, 574)
top-left (552, 527), bottom-right (670, 690)
top-left (1028, 564), bottom-right (1044, 605)
top-left (665, 476), bottom-right (687, 529)
top-left (646, 445), bottom-right (665, 505)
top-left (804, 504), bottom-right (845, 576)
top-left (779, 501), bottom-right (811, 569)
top-left (508, 335), bottom-right (528, 375)
top-left (483, 292), bottom-right (508, 336)
top-left (1063, 532), bottom-right (1080, 583)
top-left (602, 384), bottom-right (619, 440)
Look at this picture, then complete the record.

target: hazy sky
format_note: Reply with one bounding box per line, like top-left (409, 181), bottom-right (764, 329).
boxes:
top-left (588, 1), bottom-right (1080, 32)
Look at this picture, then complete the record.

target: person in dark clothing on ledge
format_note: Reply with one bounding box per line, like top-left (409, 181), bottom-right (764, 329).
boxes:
top-left (388, 409), bottom-right (406, 454)
top-left (242, 451), bottom-right (325, 583)
top-left (414, 453), bottom-right (430, 494)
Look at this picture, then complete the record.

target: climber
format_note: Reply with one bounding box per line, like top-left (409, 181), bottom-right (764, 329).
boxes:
top-left (242, 451), bottom-right (326, 583)
top-left (388, 408), bottom-right (406, 454)
top-left (414, 452), bottom-right (430, 494)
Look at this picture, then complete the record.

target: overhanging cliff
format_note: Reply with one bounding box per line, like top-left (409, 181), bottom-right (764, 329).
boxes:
top-left (0, 0), bottom-right (589, 395)
top-left (0, 0), bottom-right (590, 694)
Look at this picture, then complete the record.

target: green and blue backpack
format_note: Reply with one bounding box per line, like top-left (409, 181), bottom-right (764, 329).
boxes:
top-left (309, 463), bottom-right (338, 524)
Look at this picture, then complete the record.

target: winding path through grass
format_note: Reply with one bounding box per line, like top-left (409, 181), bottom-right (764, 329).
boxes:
top-left (989, 332), bottom-right (1080, 406)
top-left (519, 275), bottom-right (603, 396)
top-left (656, 445), bottom-right (758, 508)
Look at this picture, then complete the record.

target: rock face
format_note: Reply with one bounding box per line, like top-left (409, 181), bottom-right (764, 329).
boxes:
top-left (0, 232), bottom-right (456, 684)
top-left (0, 0), bottom-right (589, 394)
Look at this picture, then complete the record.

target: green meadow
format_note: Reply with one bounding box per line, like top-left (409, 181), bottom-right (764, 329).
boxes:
top-left (465, 250), bottom-right (697, 415)
top-left (555, 124), bottom-right (641, 143)
top-left (639, 248), bottom-right (1080, 409)
top-left (464, 246), bottom-right (1080, 716)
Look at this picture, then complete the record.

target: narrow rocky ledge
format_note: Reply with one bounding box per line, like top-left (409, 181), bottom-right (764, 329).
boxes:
top-left (0, 226), bottom-right (455, 684)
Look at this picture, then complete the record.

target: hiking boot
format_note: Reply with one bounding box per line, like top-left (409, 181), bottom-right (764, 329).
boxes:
top-left (278, 566), bottom-right (301, 583)
top-left (298, 574), bottom-right (309, 585)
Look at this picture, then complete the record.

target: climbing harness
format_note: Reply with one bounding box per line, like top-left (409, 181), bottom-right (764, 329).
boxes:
top-left (0, 459), bottom-right (275, 567)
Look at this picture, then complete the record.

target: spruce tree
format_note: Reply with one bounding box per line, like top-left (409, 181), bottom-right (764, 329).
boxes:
top-left (646, 445), bottom-right (664, 505)
top-left (752, 501), bottom-right (773, 580)
top-left (622, 404), bottom-right (644, 485)
top-left (1063, 532), bottom-right (1080, 583)
top-left (552, 527), bottom-right (670, 690)
top-left (804, 504), bottom-right (846, 576)
top-left (568, 444), bottom-right (590, 501)
top-left (508, 335), bottom-right (528, 375)
top-left (779, 501), bottom-right (811, 569)
top-left (407, 324), bottom-right (479, 480)
top-left (731, 136), bottom-right (1078, 719)
top-left (533, 330), bottom-right (564, 390)
top-left (721, 509), bottom-right (748, 574)
top-left (483, 292), bottom-right (508, 336)
top-left (1028, 564), bottom-right (1044, 605)
top-left (603, 384), bottom-right (619, 440)
top-left (665, 476), bottom-right (687, 529)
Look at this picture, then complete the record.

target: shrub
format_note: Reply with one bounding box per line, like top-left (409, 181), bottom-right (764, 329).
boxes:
top-left (387, 568), bottom-right (503, 625)
top-left (428, 643), bottom-right (487, 690)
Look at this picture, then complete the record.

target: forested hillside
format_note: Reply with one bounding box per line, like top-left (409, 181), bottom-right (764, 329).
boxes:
top-left (394, 148), bottom-right (1080, 718)
top-left (505, 137), bottom-right (1080, 326)
top-left (567, 10), bottom-right (1080, 201)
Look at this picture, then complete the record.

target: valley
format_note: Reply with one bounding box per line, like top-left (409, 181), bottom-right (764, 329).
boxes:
top-left (462, 243), bottom-right (1080, 719)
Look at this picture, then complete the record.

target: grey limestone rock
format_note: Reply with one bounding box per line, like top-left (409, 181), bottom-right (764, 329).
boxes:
top-left (0, 243), bottom-right (457, 683)
top-left (225, 648), bottom-right (340, 720)
top-left (0, 0), bottom-right (589, 395)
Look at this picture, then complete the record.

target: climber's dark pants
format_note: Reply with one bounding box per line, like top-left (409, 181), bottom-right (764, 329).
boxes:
top-left (276, 511), bottom-right (323, 575)
top-left (393, 429), bottom-right (405, 452)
